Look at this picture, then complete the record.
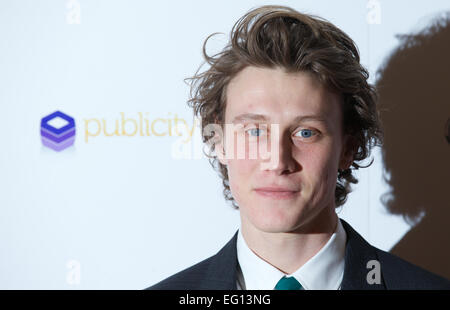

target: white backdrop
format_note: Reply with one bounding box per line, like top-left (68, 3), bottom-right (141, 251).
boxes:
top-left (0, 0), bottom-right (449, 289)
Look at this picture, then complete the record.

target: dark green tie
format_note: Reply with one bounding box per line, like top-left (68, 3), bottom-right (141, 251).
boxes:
top-left (274, 276), bottom-right (303, 290)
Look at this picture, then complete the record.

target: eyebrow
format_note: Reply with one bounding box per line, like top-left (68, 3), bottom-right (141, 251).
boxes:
top-left (230, 113), bottom-right (327, 124)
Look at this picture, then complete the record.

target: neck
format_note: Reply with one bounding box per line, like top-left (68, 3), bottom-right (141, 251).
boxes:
top-left (240, 205), bottom-right (338, 274)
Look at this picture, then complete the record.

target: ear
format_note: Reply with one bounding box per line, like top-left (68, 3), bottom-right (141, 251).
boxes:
top-left (339, 135), bottom-right (356, 170)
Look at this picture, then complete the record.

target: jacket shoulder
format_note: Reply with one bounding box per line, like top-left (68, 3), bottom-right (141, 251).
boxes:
top-left (340, 218), bottom-right (450, 290)
top-left (146, 231), bottom-right (239, 290)
top-left (376, 248), bottom-right (450, 289)
top-left (146, 255), bottom-right (216, 290)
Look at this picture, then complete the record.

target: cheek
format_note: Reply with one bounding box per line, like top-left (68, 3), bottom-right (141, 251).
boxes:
top-left (226, 159), bottom-right (258, 203)
top-left (298, 144), bottom-right (340, 197)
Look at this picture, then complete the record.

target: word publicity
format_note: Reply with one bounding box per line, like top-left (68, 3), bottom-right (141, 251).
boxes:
top-left (83, 112), bottom-right (197, 143)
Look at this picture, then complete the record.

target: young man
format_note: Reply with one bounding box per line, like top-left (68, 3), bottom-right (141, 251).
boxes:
top-left (148, 5), bottom-right (450, 290)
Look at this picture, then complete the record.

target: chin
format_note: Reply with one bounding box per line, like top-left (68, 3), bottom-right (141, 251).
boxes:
top-left (252, 219), bottom-right (302, 234)
top-left (245, 203), bottom-right (309, 233)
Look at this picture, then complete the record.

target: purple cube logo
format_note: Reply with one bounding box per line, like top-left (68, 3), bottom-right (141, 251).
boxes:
top-left (41, 111), bottom-right (76, 151)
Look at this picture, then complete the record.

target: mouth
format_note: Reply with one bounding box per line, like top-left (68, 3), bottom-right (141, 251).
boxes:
top-left (254, 188), bottom-right (300, 200)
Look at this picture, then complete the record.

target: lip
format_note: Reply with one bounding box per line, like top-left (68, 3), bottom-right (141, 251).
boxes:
top-left (254, 187), bottom-right (300, 200)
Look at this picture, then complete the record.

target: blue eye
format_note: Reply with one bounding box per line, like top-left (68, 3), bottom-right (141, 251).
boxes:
top-left (297, 129), bottom-right (315, 138)
top-left (247, 128), bottom-right (264, 137)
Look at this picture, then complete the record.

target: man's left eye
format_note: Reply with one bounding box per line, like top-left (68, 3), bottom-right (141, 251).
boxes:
top-left (295, 129), bottom-right (316, 138)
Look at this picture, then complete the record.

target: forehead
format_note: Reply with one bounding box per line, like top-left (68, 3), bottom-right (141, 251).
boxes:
top-left (225, 66), bottom-right (341, 123)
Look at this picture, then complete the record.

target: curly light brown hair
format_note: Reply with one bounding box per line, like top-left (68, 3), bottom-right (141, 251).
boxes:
top-left (186, 5), bottom-right (383, 209)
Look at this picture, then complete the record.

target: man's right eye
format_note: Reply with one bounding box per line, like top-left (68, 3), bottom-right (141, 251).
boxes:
top-left (245, 127), bottom-right (266, 137)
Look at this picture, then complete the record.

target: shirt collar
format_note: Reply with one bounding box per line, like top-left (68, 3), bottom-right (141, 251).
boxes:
top-left (236, 218), bottom-right (347, 290)
top-left (236, 228), bottom-right (285, 290)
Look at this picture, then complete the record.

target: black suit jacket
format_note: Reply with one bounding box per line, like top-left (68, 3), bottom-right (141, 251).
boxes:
top-left (147, 219), bottom-right (450, 290)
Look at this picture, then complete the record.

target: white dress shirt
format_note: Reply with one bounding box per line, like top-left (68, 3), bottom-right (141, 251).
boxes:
top-left (236, 218), bottom-right (347, 290)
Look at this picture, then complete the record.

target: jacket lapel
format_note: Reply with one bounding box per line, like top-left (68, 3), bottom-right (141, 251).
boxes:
top-left (199, 231), bottom-right (239, 289)
top-left (340, 219), bottom-right (386, 290)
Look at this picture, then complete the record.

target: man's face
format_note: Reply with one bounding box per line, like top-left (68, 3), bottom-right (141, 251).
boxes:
top-left (216, 66), bottom-right (352, 234)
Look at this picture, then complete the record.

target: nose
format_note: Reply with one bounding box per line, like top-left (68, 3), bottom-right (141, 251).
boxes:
top-left (261, 129), bottom-right (298, 174)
